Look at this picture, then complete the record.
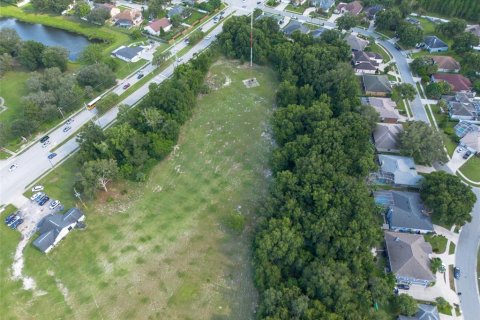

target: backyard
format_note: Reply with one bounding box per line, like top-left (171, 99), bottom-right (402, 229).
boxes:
top-left (1, 59), bottom-right (277, 319)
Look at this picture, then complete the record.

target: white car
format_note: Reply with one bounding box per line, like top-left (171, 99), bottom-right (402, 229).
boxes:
top-left (49, 200), bottom-right (60, 210)
top-left (42, 140), bottom-right (51, 148)
top-left (9, 164), bottom-right (18, 172)
top-left (31, 192), bottom-right (42, 201)
top-left (63, 126), bottom-right (72, 133)
top-left (32, 185), bottom-right (44, 192)
top-left (457, 147), bottom-right (463, 153)
top-left (205, 35), bottom-right (211, 40)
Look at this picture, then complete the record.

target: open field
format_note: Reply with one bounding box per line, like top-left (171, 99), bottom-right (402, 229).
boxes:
top-left (0, 70), bottom-right (29, 124)
top-left (1, 59), bottom-right (277, 319)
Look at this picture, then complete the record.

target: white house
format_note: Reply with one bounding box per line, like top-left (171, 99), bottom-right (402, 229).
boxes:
top-left (33, 208), bottom-right (85, 253)
top-left (144, 18), bottom-right (172, 36)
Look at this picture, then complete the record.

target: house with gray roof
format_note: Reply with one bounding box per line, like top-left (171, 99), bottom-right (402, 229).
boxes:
top-left (362, 74), bottom-right (392, 96)
top-left (113, 46), bottom-right (145, 62)
top-left (375, 191), bottom-right (433, 234)
top-left (345, 34), bottom-right (369, 51)
top-left (384, 231), bottom-right (435, 286)
top-left (373, 123), bottom-right (403, 153)
top-left (423, 36), bottom-right (448, 53)
top-left (33, 208), bottom-right (85, 253)
top-left (310, 0), bottom-right (335, 11)
top-left (398, 304), bottom-right (440, 320)
top-left (443, 93), bottom-right (480, 121)
top-left (370, 154), bottom-right (423, 187)
top-left (282, 21), bottom-right (309, 36)
top-left (362, 97), bottom-right (404, 123)
top-left (461, 130), bottom-right (480, 155)
top-left (310, 27), bottom-right (327, 38)
top-left (364, 5), bottom-right (383, 20)
top-left (168, 5), bottom-right (186, 19)
top-left (454, 121), bottom-right (479, 138)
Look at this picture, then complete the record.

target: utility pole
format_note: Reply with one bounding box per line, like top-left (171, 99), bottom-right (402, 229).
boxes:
top-left (74, 188), bottom-right (87, 208)
top-left (57, 107), bottom-right (65, 119)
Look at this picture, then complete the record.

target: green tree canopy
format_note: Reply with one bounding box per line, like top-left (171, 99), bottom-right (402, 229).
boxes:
top-left (41, 46), bottom-right (69, 72)
top-left (395, 294), bottom-right (417, 316)
top-left (453, 32), bottom-right (479, 53)
top-left (336, 13), bottom-right (360, 31)
top-left (435, 19), bottom-right (467, 39)
top-left (397, 22), bottom-right (423, 48)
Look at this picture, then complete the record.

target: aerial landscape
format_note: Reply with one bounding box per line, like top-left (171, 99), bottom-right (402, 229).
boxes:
top-left (0, 0), bottom-right (479, 319)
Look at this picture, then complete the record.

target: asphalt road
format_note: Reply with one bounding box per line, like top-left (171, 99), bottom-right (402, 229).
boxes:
top-left (456, 187), bottom-right (480, 320)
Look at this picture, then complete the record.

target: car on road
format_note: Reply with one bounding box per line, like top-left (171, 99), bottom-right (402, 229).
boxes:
top-left (63, 126), bottom-right (72, 133)
top-left (257, 1), bottom-right (261, 3)
top-left (32, 185), bottom-right (44, 192)
top-left (454, 267), bottom-right (461, 279)
top-left (123, 83), bottom-right (131, 90)
top-left (463, 150), bottom-right (472, 159)
top-left (42, 140), bottom-right (51, 148)
top-left (49, 200), bottom-right (60, 210)
top-left (9, 164), bottom-right (18, 172)
top-left (40, 135), bottom-right (49, 143)
top-left (48, 153), bottom-right (57, 159)
top-left (31, 192), bottom-right (43, 201)
top-left (10, 218), bottom-right (23, 230)
top-left (205, 35), bottom-right (211, 40)
top-left (137, 73), bottom-right (144, 79)
top-left (397, 283), bottom-right (410, 290)
top-left (5, 213), bottom-right (16, 224)
top-left (7, 216), bottom-right (20, 227)
top-left (39, 196), bottom-right (50, 206)
top-left (65, 118), bottom-right (73, 125)
top-left (457, 147), bottom-right (463, 153)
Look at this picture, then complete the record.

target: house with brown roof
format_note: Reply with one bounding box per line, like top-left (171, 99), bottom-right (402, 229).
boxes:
top-left (335, 1), bottom-right (363, 15)
top-left (114, 9), bottom-right (143, 28)
top-left (144, 18), bottom-right (172, 36)
top-left (431, 56), bottom-right (460, 73)
top-left (432, 73), bottom-right (472, 93)
top-left (362, 97), bottom-right (404, 123)
top-left (352, 51), bottom-right (383, 74)
top-left (384, 231), bottom-right (435, 286)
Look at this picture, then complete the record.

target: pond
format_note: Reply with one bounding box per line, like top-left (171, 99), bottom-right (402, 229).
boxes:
top-left (0, 18), bottom-right (91, 61)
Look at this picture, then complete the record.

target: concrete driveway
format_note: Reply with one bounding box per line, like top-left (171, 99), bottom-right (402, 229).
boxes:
top-left (447, 147), bottom-right (470, 172)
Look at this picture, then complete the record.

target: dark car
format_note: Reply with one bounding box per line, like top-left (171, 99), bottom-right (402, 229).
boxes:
top-left (11, 218), bottom-right (23, 230)
top-left (5, 214), bottom-right (16, 224)
top-left (40, 135), bottom-right (50, 143)
top-left (7, 216), bottom-right (20, 227)
top-left (463, 151), bottom-right (472, 159)
top-left (454, 267), bottom-right (461, 279)
top-left (39, 196), bottom-right (50, 206)
top-left (48, 153), bottom-right (57, 159)
top-left (123, 83), bottom-right (131, 90)
top-left (137, 73), bottom-right (144, 79)
top-left (65, 118), bottom-right (73, 125)
top-left (397, 284), bottom-right (410, 290)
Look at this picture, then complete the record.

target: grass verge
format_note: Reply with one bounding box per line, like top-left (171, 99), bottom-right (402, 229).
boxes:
top-left (449, 242), bottom-right (456, 255)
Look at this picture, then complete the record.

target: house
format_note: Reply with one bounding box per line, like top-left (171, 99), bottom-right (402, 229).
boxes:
top-left (256, 13), bottom-right (284, 25)
top-left (32, 208), bottom-right (85, 253)
top-left (362, 97), bottom-right (404, 123)
top-left (362, 74), bottom-right (392, 96)
top-left (398, 304), bottom-right (440, 320)
top-left (95, 3), bottom-right (120, 18)
top-left (384, 231), bottom-right (435, 286)
top-left (466, 24), bottom-right (480, 39)
top-left (461, 130), bottom-right (480, 154)
top-left (371, 154), bottom-right (423, 187)
top-left (144, 18), bottom-right (172, 36)
top-left (283, 21), bottom-right (310, 36)
top-left (345, 34), bottom-right (369, 51)
top-left (431, 56), bottom-right (460, 73)
top-left (432, 73), bottom-right (472, 93)
top-left (364, 5), bottom-right (383, 20)
top-left (373, 123), bottom-right (404, 152)
top-left (310, 0), bottom-right (335, 11)
top-left (443, 92), bottom-right (479, 120)
top-left (352, 51), bottom-right (383, 74)
top-left (423, 36), bottom-right (448, 53)
top-left (375, 191), bottom-right (433, 234)
top-left (114, 9), bottom-right (143, 28)
top-left (454, 121), bottom-right (479, 138)
top-left (310, 27), bottom-right (327, 38)
top-left (335, 1), bottom-right (363, 15)
top-left (168, 5), bottom-right (186, 19)
top-left (113, 46), bottom-right (145, 62)
top-left (406, 17), bottom-right (420, 26)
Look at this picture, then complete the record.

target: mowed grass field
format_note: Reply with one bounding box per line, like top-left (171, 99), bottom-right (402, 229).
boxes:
top-left (0, 70), bottom-right (29, 124)
top-left (1, 59), bottom-right (277, 319)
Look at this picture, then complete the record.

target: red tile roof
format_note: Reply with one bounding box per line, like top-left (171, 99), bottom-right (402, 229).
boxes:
top-left (433, 73), bottom-right (472, 92)
top-left (148, 18), bottom-right (171, 32)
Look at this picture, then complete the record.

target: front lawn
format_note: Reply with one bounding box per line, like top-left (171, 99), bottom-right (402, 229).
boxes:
top-left (365, 42), bottom-right (391, 63)
top-left (285, 3), bottom-right (310, 14)
top-left (115, 58), bottom-right (148, 79)
top-left (459, 156), bottom-right (480, 182)
top-left (184, 10), bottom-right (207, 25)
top-left (424, 234), bottom-right (448, 254)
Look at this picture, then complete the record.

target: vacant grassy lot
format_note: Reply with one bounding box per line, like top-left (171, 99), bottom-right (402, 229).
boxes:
top-left (2, 59), bottom-right (277, 319)
top-left (0, 70), bottom-right (29, 124)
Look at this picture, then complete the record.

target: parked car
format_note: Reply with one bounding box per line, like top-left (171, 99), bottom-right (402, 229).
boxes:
top-left (397, 283), bottom-right (410, 290)
top-left (7, 216), bottom-right (20, 227)
top-left (39, 196), bottom-right (50, 206)
top-left (40, 135), bottom-right (49, 143)
top-left (463, 150), bottom-right (472, 159)
top-left (63, 126), bottom-right (72, 133)
top-left (137, 73), bottom-right (144, 79)
top-left (457, 147), bottom-right (463, 153)
top-left (9, 164), bottom-right (18, 172)
top-left (31, 192), bottom-right (42, 201)
top-left (454, 267), bottom-right (461, 279)
top-left (32, 185), bottom-right (44, 192)
top-left (10, 218), bottom-right (23, 230)
top-left (36, 194), bottom-right (47, 204)
top-left (49, 200), bottom-right (60, 210)
top-left (48, 153), bottom-right (57, 159)
top-left (5, 213), bottom-right (16, 224)
top-left (123, 83), bottom-right (131, 90)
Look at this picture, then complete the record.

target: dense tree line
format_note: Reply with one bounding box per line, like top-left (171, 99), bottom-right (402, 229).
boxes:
top-left (219, 16), bottom-right (394, 319)
top-left (418, 0), bottom-right (480, 21)
top-left (31, 0), bottom-right (73, 13)
top-left (75, 50), bottom-right (215, 196)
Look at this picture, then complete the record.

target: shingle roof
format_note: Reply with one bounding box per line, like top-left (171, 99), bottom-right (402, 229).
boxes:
top-left (398, 304), bottom-right (440, 320)
top-left (466, 24), bottom-right (480, 38)
top-left (310, 28), bottom-right (327, 38)
top-left (114, 46), bottom-right (144, 60)
top-left (168, 5), bottom-right (184, 18)
top-left (114, 9), bottom-right (141, 22)
top-left (336, 1), bottom-right (363, 15)
top-left (373, 123), bottom-right (403, 151)
top-left (433, 73), bottom-right (472, 92)
top-left (283, 21), bottom-right (309, 36)
top-left (384, 231), bottom-right (435, 282)
top-left (388, 191), bottom-right (433, 232)
top-left (378, 154), bottom-right (422, 186)
top-left (311, 0), bottom-right (335, 11)
top-left (449, 101), bottom-right (476, 117)
top-left (431, 56), bottom-right (460, 71)
top-left (364, 5), bottom-right (383, 19)
top-left (345, 34), bottom-right (369, 51)
top-left (424, 36), bottom-right (448, 49)
top-left (461, 130), bottom-right (480, 152)
top-left (147, 18), bottom-right (171, 32)
top-left (362, 75), bottom-right (392, 94)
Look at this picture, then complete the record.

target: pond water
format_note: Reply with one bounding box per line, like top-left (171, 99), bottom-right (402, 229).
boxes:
top-left (0, 18), bottom-right (91, 61)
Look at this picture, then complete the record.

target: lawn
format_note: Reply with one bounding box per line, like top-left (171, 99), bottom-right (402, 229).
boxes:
top-left (365, 42), bottom-right (391, 63)
top-left (184, 11), bottom-right (207, 25)
top-left (0, 70), bottom-right (29, 125)
top-left (424, 234), bottom-right (447, 254)
top-left (115, 59), bottom-right (148, 79)
top-left (3, 59), bottom-right (277, 319)
top-left (285, 3), bottom-right (310, 14)
top-left (0, 150), bottom-right (11, 159)
top-left (459, 156), bottom-right (480, 182)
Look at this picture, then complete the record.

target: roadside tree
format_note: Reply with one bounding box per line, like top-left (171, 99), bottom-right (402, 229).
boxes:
top-left (152, 49), bottom-right (170, 66)
top-left (425, 81), bottom-right (451, 99)
top-left (391, 83), bottom-right (416, 102)
top-left (81, 158), bottom-right (119, 193)
top-left (336, 13), bottom-right (360, 31)
top-left (409, 57), bottom-right (438, 77)
top-left (398, 121), bottom-right (448, 165)
top-left (420, 171), bottom-right (476, 227)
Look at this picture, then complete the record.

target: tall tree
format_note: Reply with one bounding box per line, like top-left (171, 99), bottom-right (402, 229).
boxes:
top-left (81, 158), bottom-right (119, 193)
top-left (76, 63), bottom-right (116, 90)
top-left (397, 22), bottom-right (423, 48)
top-left (42, 46), bottom-right (69, 72)
top-left (453, 32), bottom-right (479, 53)
top-left (18, 40), bottom-right (46, 70)
top-left (435, 19), bottom-right (467, 38)
top-left (79, 44), bottom-right (103, 65)
top-left (391, 83), bottom-right (416, 102)
top-left (336, 13), bottom-right (360, 31)
top-left (395, 294), bottom-right (417, 316)
top-left (0, 28), bottom-right (21, 56)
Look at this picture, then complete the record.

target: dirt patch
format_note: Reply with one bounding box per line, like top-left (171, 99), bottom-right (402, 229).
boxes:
top-left (243, 78), bottom-right (259, 88)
